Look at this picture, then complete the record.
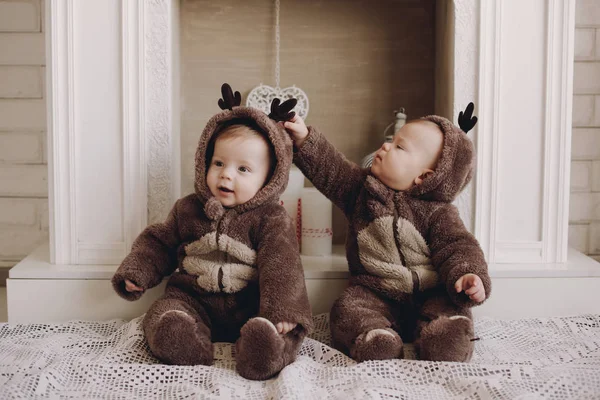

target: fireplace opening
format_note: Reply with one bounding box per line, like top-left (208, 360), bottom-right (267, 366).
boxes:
top-left (179, 0), bottom-right (450, 244)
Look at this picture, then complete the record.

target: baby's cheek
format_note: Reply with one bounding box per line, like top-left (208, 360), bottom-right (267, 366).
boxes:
top-left (206, 173), bottom-right (216, 191)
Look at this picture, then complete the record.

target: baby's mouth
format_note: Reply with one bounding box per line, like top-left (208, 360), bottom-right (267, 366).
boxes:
top-left (218, 186), bottom-right (234, 194)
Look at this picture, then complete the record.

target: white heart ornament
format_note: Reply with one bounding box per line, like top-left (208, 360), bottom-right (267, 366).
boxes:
top-left (246, 85), bottom-right (309, 120)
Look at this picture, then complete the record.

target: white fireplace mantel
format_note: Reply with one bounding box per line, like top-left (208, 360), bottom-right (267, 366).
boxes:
top-left (44, 0), bottom-right (578, 266)
top-left (7, 0), bottom-right (600, 323)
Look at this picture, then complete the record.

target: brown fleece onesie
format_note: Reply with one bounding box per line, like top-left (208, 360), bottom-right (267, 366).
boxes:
top-left (112, 84), bottom-right (313, 380)
top-left (293, 111), bottom-right (491, 363)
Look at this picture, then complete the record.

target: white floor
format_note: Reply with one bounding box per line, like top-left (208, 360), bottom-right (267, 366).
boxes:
top-left (0, 287), bottom-right (7, 323)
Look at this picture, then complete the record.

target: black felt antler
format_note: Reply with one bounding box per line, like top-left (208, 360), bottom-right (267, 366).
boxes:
top-left (217, 83), bottom-right (242, 110)
top-left (268, 98), bottom-right (297, 122)
top-left (458, 102), bottom-right (478, 133)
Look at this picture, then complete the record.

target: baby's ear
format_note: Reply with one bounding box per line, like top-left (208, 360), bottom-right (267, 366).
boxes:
top-left (414, 169), bottom-right (434, 186)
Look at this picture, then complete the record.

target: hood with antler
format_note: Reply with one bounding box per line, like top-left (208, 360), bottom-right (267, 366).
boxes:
top-left (406, 103), bottom-right (478, 203)
top-left (195, 84), bottom-right (297, 218)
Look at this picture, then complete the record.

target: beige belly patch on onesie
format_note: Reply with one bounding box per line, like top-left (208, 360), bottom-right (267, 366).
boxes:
top-left (357, 216), bottom-right (439, 293)
top-left (182, 232), bottom-right (258, 293)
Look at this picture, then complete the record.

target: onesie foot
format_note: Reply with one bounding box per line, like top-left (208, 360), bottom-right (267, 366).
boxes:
top-left (147, 310), bottom-right (213, 366)
top-left (417, 315), bottom-right (474, 362)
top-left (235, 317), bottom-right (286, 380)
top-left (351, 328), bottom-right (403, 362)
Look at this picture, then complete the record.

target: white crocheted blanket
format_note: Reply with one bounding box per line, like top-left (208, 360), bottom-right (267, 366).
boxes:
top-left (1, 314), bottom-right (599, 399)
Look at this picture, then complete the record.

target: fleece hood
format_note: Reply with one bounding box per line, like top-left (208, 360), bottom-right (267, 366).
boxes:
top-left (194, 84), bottom-right (297, 220)
top-left (406, 105), bottom-right (478, 203)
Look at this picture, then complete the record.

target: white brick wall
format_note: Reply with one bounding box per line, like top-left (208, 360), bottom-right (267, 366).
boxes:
top-left (576, 0), bottom-right (600, 27)
top-left (570, 0), bottom-right (600, 259)
top-left (573, 95), bottom-right (594, 125)
top-left (572, 128), bottom-right (600, 160)
top-left (571, 161), bottom-right (592, 192)
top-left (0, 0), bottom-right (40, 32)
top-left (575, 28), bottom-right (595, 58)
top-left (595, 95), bottom-right (600, 125)
top-left (0, 66), bottom-right (43, 98)
top-left (593, 161), bottom-right (600, 192)
top-left (590, 223), bottom-right (600, 254)
top-left (569, 223), bottom-right (590, 253)
top-left (0, 0), bottom-right (47, 270)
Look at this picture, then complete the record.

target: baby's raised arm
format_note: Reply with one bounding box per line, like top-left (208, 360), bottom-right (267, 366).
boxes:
top-left (284, 117), bottom-right (366, 216)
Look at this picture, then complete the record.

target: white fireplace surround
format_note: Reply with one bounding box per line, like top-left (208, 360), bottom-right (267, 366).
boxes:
top-left (7, 0), bottom-right (600, 323)
top-left (47, 0), bottom-right (577, 265)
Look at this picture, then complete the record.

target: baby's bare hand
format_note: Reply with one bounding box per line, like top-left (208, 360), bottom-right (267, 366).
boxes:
top-left (284, 115), bottom-right (309, 148)
top-left (454, 273), bottom-right (485, 303)
top-left (275, 321), bottom-right (297, 335)
top-left (124, 279), bottom-right (143, 293)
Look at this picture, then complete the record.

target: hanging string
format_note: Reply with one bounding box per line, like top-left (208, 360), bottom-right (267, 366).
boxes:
top-left (246, 0), bottom-right (308, 119)
top-left (275, 0), bottom-right (280, 88)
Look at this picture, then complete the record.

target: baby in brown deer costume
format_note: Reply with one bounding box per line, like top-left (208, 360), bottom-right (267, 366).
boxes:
top-left (112, 84), bottom-right (313, 380)
top-left (285, 103), bottom-right (490, 362)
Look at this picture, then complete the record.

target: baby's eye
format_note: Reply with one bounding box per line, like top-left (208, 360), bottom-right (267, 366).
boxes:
top-left (214, 160), bottom-right (223, 167)
top-left (238, 166), bottom-right (249, 173)
top-left (396, 145), bottom-right (404, 150)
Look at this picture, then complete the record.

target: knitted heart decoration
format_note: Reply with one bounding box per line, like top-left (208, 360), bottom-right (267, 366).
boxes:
top-left (246, 84), bottom-right (309, 120)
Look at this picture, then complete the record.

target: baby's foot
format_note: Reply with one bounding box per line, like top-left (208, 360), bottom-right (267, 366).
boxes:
top-left (148, 310), bottom-right (213, 366)
top-left (235, 317), bottom-right (286, 380)
top-left (417, 315), bottom-right (474, 362)
top-left (351, 328), bottom-right (403, 362)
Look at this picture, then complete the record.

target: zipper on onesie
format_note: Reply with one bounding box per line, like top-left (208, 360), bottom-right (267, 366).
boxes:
top-left (215, 215), bottom-right (225, 291)
top-left (392, 203), bottom-right (419, 292)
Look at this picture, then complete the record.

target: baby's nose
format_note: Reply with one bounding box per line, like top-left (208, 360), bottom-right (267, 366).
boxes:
top-left (381, 142), bottom-right (391, 151)
top-left (220, 168), bottom-right (233, 179)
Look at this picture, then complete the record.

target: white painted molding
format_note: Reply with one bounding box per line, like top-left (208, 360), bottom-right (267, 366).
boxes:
top-left (495, 241), bottom-right (543, 263)
top-left (144, 0), bottom-right (180, 224)
top-left (122, 0), bottom-right (148, 251)
top-left (541, 0), bottom-right (575, 263)
top-left (77, 243), bottom-right (127, 265)
top-left (475, 0), bottom-right (575, 264)
top-left (47, 0), bottom-right (159, 264)
top-left (476, 0), bottom-right (501, 263)
top-left (46, 0), bottom-right (75, 264)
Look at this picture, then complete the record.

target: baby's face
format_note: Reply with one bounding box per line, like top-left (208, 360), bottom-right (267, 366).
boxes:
top-left (206, 134), bottom-right (271, 207)
top-left (370, 121), bottom-right (443, 191)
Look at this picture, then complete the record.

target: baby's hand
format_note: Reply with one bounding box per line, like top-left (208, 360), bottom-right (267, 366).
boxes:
top-left (454, 273), bottom-right (485, 303)
top-left (124, 279), bottom-right (143, 293)
top-left (284, 115), bottom-right (309, 148)
top-left (275, 321), bottom-right (297, 335)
